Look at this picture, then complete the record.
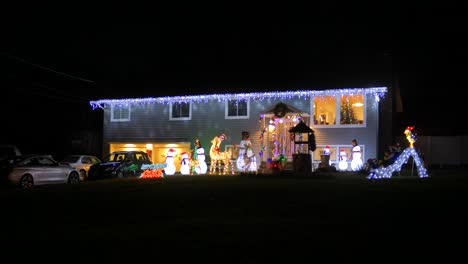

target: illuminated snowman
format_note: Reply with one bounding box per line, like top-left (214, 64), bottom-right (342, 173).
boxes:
top-left (180, 152), bottom-right (191, 175)
top-left (338, 149), bottom-right (348, 171)
top-left (164, 148), bottom-right (176, 175)
top-left (195, 147), bottom-right (207, 174)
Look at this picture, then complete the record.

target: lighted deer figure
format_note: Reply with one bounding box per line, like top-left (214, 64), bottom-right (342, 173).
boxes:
top-left (209, 133), bottom-right (234, 174)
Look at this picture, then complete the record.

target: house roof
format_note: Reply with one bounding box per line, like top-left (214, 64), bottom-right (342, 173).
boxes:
top-left (261, 102), bottom-right (310, 118)
top-left (289, 120), bottom-right (314, 133)
top-left (89, 87), bottom-right (387, 110)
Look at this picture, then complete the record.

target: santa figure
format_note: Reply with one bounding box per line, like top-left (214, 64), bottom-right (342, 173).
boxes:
top-left (338, 149), bottom-right (348, 171)
top-left (164, 148), bottom-right (177, 175)
top-left (195, 147), bottom-right (207, 174)
top-left (180, 152), bottom-right (191, 175)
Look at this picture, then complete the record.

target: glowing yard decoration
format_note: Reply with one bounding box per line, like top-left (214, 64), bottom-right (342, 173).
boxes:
top-left (368, 126), bottom-right (428, 179)
top-left (89, 87), bottom-right (387, 109)
top-left (180, 152), bottom-right (191, 175)
top-left (140, 163), bottom-right (166, 179)
top-left (164, 149), bottom-right (177, 175)
top-left (338, 149), bottom-right (348, 171)
top-left (195, 147), bottom-right (207, 174)
top-left (367, 147), bottom-right (429, 179)
top-left (404, 126), bottom-right (416, 148)
top-left (209, 134), bottom-right (234, 175)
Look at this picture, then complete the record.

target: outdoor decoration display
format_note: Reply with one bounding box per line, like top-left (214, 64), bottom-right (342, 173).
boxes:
top-left (268, 154), bottom-right (288, 173)
top-left (209, 133), bottom-right (234, 175)
top-left (164, 148), bottom-right (177, 175)
top-left (259, 102), bottom-right (311, 164)
top-left (140, 163), bottom-right (166, 179)
top-left (350, 139), bottom-right (363, 171)
top-left (404, 126), bottom-right (417, 148)
top-left (236, 131), bottom-right (257, 173)
top-left (194, 147), bottom-right (207, 174)
top-left (338, 149), bottom-right (348, 171)
top-left (90, 88), bottom-right (387, 110)
top-left (368, 126), bottom-right (429, 179)
top-left (180, 152), bottom-right (191, 175)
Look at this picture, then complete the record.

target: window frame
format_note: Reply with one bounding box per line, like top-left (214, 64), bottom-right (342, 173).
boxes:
top-left (111, 104), bottom-right (131, 122)
top-left (225, 100), bottom-right (250, 119)
top-left (311, 95), bottom-right (367, 128)
top-left (312, 144), bottom-right (365, 168)
top-left (169, 102), bottom-right (192, 121)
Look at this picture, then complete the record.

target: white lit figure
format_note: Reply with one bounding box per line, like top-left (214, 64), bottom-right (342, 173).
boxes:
top-left (247, 148), bottom-right (257, 172)
top-left (338, 149), bottom-right (348, 171)
top-left (236, 132), bottom-right (257, 173)
top-left (350, 145), bottom-right (363, 171)
top-left (237, 139), bottom-right (251, 171)
top-left (180, 152), bottom-right (191, 175)
top-left (368, 126), bottom-right (429, 180)
top-left (195, 147), bottom-right (207, 174)
top-left (164, 149), bottom-right (176, 175)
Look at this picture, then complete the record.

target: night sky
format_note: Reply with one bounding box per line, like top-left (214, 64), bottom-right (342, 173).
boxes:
top-left (2, 4), bottom-right (466, 156)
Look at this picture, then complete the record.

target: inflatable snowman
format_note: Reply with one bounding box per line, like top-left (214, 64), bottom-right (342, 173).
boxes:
top-left (180, 152), bottom-right (191, 175)
top-left (195, 147), bottom-right (207, 174)
top-left (164, 148), bottom-right (177, 175)
top-left (338, 149), bottom-right (348, 171)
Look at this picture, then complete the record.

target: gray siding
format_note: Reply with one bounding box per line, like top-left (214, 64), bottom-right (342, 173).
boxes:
top-left (311, 94), bottom-right (379, 161)
top-left (102, 95), bottom-right (378, 161)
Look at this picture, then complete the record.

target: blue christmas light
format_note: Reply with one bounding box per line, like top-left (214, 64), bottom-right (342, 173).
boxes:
top-left (368, 147), bottom-right (429, 179)
top-left (89, 87), bottom-right (388, 109)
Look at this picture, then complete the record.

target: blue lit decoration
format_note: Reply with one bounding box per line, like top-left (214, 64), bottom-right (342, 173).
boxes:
top-left (89, 87), bottom-right (388, 109)
top-left (368, 126), bottom-right (428, 180)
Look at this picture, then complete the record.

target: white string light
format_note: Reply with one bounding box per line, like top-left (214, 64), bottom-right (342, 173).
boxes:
top-left (89, 87), bottom-right (388, 109)
top-left (367, 147), bottom-right (429, 179)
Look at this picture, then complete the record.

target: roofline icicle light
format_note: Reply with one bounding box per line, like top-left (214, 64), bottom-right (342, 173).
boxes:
top-left (89, 87), bottom-right (387, 110)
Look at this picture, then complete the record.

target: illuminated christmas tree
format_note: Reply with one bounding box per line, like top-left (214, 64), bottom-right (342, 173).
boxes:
top-left (340, 99), bottom-right (356, 124)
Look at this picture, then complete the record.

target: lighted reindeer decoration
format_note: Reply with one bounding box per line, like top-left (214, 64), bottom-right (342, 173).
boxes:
top-left (209, 133), bottom-right (234, 174)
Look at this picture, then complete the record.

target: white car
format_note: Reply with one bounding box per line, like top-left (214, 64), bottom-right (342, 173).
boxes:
top-left (59, 155), bottom-right (101, 181)
top-left (1, 154), bottom-right (80, 189)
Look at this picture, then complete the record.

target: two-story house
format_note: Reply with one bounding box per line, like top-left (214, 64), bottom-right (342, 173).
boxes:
top-left (90, 87), bottom-right (388, 172)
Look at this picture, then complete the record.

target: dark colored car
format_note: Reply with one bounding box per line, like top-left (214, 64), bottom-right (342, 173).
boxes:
top-left (87, 151), bottom-right (152, 180)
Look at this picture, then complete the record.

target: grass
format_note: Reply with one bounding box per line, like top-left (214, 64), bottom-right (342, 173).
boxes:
top-left (1, 169), bottom-right (468, 261)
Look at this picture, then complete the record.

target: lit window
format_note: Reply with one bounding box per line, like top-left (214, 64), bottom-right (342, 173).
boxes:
top-left (312, 94), bottom-right (365, 127)
top-left (340, 95), bottom-right (364, 125)
top-left (313, 96), bottom-right (336, 126)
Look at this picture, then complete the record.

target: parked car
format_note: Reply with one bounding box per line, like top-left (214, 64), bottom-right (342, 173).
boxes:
top-left (0, 145), bottom-right (21, 161)
top-left (59, 155), bottom-right (101, 180)
top-left (87, 151), bottom-right (152, 180)
top-left (0, 154), bottom-right (80, 188)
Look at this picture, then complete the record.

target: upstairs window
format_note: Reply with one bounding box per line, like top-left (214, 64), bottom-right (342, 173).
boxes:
top-left (226, 100), bottom-right (249, 119)
top-left (170, 102), bottom-right (191, 120)
top-left (313, 94), bottom-right (365, 127)
top-left (111, 104), bottom-right (130, 122)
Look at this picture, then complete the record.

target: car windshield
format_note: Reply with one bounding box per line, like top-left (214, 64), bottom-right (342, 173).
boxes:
top-left (62, 155), bottom-right (81, 163)
top-left (103, 153), bottom-right (127, 162)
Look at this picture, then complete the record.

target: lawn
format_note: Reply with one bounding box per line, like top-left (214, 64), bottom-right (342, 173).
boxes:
top-left (1, 169), bottom-right (467, 262)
